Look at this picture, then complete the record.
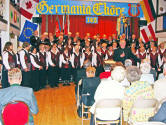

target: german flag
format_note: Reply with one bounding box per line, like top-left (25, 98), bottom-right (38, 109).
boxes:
top-left (140, 0), bottom-right (156, 23)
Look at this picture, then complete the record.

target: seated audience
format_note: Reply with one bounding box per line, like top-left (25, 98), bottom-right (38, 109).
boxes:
top-left (149, 101), bottom-right (166, 123)
top-left (120, 59), bottom-right (132, 87)
top-left (76, 66), bottom-right (96, 106)
top-left (140, 62), bottom-right (154, 84)
top-left (90, 66), bottom-right (126, 125)
top-left (123, 66), bottom-right (154, 123)
top-left (142, 58), bottom-right (157, 81)
top-left (0, 68), bottom-right (38, 125)
top-left (99, 64), bottom-right (111, 79)
top-left (154, 69), bottom-right (166, 102)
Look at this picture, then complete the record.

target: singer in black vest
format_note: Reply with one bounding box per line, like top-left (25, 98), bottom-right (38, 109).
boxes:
top-left (19, 42), bottom-right (31, 87)
top-left (2, 42), bottom-right (17, 88)
top-left (37, 43), bottom-right (48, 89)
top-left (59, 47), bottom-right (72, 85)
top-left (47, 44), bottom-right (60, 87)
top-left (29, 47), bottom-right (42, 91)
top-left (71, 45), bottom-right (82, 83)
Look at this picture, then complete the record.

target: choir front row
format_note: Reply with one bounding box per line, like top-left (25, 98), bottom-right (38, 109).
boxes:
top-left (1, 40), bottom-right (166, 91)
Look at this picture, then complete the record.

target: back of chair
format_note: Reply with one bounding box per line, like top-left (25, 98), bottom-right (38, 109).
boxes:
top-left (95, 99), bottom-right (122, 109)
top-left (132, 122), bottom-right (166, 125)
top-left (133, 98), bottom-right (158, 109)
top-left (2, 101), bottom-right (29, 125)
top-left (94, 99), bottom-right (122, 124)
top-left (129, 98), bottom-right (158, 124)
top-left (81, 77), bottom-right (100, 106)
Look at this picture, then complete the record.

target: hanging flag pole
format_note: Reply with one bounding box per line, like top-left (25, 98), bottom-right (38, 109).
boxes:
top-left (68, 14), bottom-right (70, 33)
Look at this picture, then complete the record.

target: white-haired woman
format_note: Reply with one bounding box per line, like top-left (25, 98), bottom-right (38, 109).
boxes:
top-left (90, 66), bottom-right (126, 125)
top-left (140, 62), bottom-right (154, 84)
top-left (123, 66), bottom-right (154, 123)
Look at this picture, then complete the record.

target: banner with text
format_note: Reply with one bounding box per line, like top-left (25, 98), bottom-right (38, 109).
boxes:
top-left (36, 0), bottom-right (143, 17)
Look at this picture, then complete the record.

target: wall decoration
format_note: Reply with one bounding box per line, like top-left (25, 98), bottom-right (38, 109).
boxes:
top-left (0, 0), bottom-right (5, 18)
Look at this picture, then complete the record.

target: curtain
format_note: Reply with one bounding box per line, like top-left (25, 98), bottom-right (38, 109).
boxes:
top-left (41, 15), bottom-right (139, 38)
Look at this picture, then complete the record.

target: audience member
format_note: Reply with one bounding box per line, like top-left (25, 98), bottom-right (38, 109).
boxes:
top-left (90, 66), bottom-right (126, 125)
top-left (149, 101), bottom-right (166, 123)
top-left (154, 68), bottom-right (166, 102)
top-left (140, 62), bottom-right (154, 84)
top-left (0, 68), bottom-right (38, 124)
top-left (123, 66), bottom-right (154, 122)
top-left (99, 64), bottom-right (111, 79)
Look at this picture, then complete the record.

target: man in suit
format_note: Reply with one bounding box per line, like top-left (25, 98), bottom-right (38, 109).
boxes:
top-left (0, 68), bottom-right (38, 125)
top-left (113, 39), bottom-right (140, 64)
top-left (129, 34), bottom-right (138, 48)
top-left (30, 30), bottom-right (40, 50)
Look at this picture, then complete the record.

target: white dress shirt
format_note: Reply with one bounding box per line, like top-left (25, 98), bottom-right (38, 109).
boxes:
top-left (90, 77), bottom-right (125, 120)
top-left (19, 49), bottom-right (28, 69)
top-left (30, 53), bottom-right (40, 68)
top-left (2, 51), bottom-right (11, 70)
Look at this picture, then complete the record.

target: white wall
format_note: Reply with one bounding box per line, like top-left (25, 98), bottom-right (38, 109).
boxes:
top-left (1, 0), bottom-right (10, 51)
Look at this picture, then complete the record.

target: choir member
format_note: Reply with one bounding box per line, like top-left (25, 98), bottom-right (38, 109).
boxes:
top-left (57, 35), bottom-right (64, 53)
top-left (49, 33), bottom-right (56, 46)
top-left (137, 46), bottom-right (147, 61)
top-left (101, 43), bottom-right (107, 59)
top-left (81, 47), bottom-right (93, 67)
top-left (59, 47), bottom-right (72, 85)
top-left (65, 38), bottom-right (73, 54)
top-left (112, 42), bottom-right (118, 50)
top-left (149, 46), bottom-right (159, 71)
top-left (158, 42), bottom-right (166, 68)
top-left (47, 44), bottom-right (60, 88)
top-left (105, 45), bottom-right (114, 60)
top-left (112, 34), bottom-right (118, 43)
top-left (107, 35), bottom-right (113, 46)
top-left (121, 33), bottom-right (129, 47)
top-left (75, 32), bottom-right (81, 40)
top-left (19, 42), bottom-right (31, 87)
top-left (101, 34), bottom-right (108, 44)
top-left (93, 47), bottom-right (104, 76)
top-left (2, 42), bottom-right (17, 88)
top-left (129, 34), bottom-right (138, 47)
top-left (29, 47), bottom-right (42, 91)
top-left (130, 43), bottom-right (137, 65)
top-left (37, 43), bottom-right (48, 89)
top-left (71, 45), bottom-right (83, 83)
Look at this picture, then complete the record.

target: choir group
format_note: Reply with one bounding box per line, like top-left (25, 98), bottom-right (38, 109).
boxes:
top-left (1, 30), bottom-right (166, 91)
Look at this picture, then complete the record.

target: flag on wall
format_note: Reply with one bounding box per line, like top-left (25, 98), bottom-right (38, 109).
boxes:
top-left (140, 0), bottom-right (156, 23)
top-left (140, 21), bottom-right (157, 43)
top-left (20, 0), bottom-right (39, 20)
top-left (63, 12), bottom-right (68, 35)
top-left (55, 15), bottom-right (61, 37)
top-left (19, 20), bottom-right (38, 42)
top-left (63, 9), bottom-right (70, 35)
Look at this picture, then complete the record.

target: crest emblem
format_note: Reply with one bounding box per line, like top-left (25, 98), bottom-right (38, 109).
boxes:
top-left (128, 4), bottom-right (140, 17)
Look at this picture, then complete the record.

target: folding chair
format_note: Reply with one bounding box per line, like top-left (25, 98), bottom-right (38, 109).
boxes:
top-left (131, 122), bottom-right (166, 125)
top-left (128, 98), bottom-right (158, 125)
top-left (2, 101), bottom-right (29, 125)
top-left (81, 93), bottom-right (91, 125)
top-left (94, 99), bottom-right (122, 125)
top-left (81, 77), bottom-right (101, 125)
